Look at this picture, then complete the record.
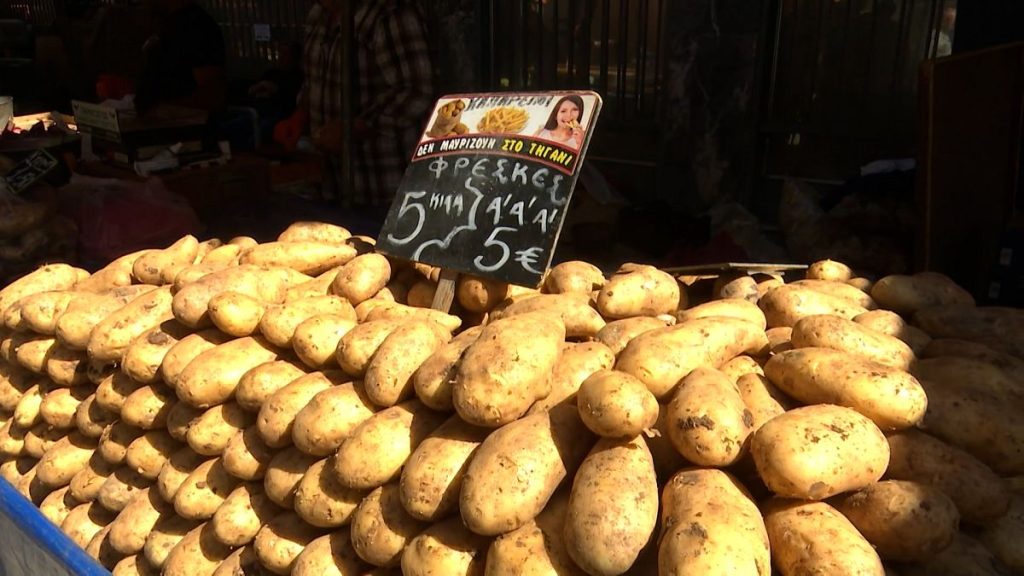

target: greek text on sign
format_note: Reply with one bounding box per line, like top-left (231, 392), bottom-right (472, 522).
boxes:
top-left (377, 91), bottom-right (601, 287)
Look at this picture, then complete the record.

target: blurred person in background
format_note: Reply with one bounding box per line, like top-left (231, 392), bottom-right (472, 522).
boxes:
top-left (275, 0), bottom-right (434, 213)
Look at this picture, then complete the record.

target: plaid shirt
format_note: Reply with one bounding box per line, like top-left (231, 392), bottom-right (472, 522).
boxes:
top-left (302, 0), bottom-right (434, 207)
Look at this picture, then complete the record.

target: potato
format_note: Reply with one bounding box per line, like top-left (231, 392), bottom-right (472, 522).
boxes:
top-left (285, 267), bottom-right (343, 301)
top-left (363, 303), bottom-right (461, 333)
top-left (211, 483), bottom-right (281, 547)
top-left (264, 447), bottom-right (319, 508)
top-left (143, 514), bottom-right (200, 570)
top-left (62, 501), bottom-right (118, 551)
top-left (461, 404), bottom-right (592, 536)
top-left (666, 366), bottom-right (752, 466)
top-left (200, 241), bottom-right (243, 264)
top-left (485, 489), bottom-right (581, 575)
top-left (15, 460), bottom-right (50, 503)
top-left (240, 241), bottom-right (357, 275)
top-left (75, 250), bottom-right (151, 293)
top-left (40, 485), bottom-right (79, 527)
top-left (3, 294), bottom-right (39, 332)
top-left (293, 531), bottom-right (367, 576)
top-left (401, 516), bottom-right (489, 576)
top-left (208, 291), bottom-right (267, 337)
top-left (210, 546), bottom-right (259, 576)
top-left (132, 235), bottom-right (200, 285)
top-left (99, 421), bottom-right (143, 466)
top-left (235, 360), bottom-right (309, 413)
top-left (736, 373), bottom-right (792, 432)
top-left (69, 452), bottom-right (118, 503)
top-left (253, 512), bottom-right (324, 575)
top-left (188, 402), bottom-right (253, 456)
top-left (172, 261), bottom-right (228, 291)
top-left (765, 348), bottom-right (927, 429)
top-left (157, 330), bottom-right (229, 391)
top-left (293, 380), bottom-right (376, 456)
top-left (398, 415), bottom-right (488, 522)
top-left (87, 358), bottom-right (116, 385)
top-left (854, 310), bottom-right (931, 355)
top-left (17, 290), bottom-right (77, 334)
top-left (759, 284), bottom-right (868, 328)
top-left (564, 436), bottom-right (658, 576)
top-left (0, 361), bottom-right (34, 411)
top-left (763, 499), bottom-right (884, 576)
top-left (259, 296), bottom-right (356, 352)
top-left (713, 273), bottom-right (760, 302)
top-left (885, 429), bottom-right (1010, 524)
top-left (871, 272), bottom-right (974, 314)
top-left (121, 384), bottom-right (176, 431)
top-left (0, 263), bottom-right (84, 319)
top-left (95, 371), bottom-right (145, 415)
top-left (412, 326), bottom-right (482, 411)
top-left (454, 312), bottom-right (565, 427)
top-left (791, 314), bottom-right (916, 370)
top-left (976, 494), bottom-right (1024, 573)
top-left (222, 426), bottom-right (278, 482)
top-left (171, 265), bottom-right (290, 329)
top-left (912, 361), bottom-right (1024, 474)
top-left (294, 314), bottom-right (358, 370)
top-left (176, 336), bottom-right (281, 408)
top-left (576, 370), bottom-right (658, 439)
top-left (125, 430), bottom-right (180, 480)
top-left (36, 430), bottom-right (96, 488)
top-left (165, 402), bottom-right (203, 443)
top-left (351, 483), bottom-right (425, 568)
top-left (88, 286), bottom-right (175, 362)
top-left (294, 457), bottom-right (366, 528)
top-left (333, 399), bottom-right (447, 490)
top-left (162, 522), bottom-right (234, 576)
top-left (751, 404), bottom-right (889, 500)
top-left (834, 480), bottom-right (959, 562)
top-left (922, 338), bottom-right (1024, 387)
top-left (111, 554), bottom-right (160, 576)
top-left (528, 341), bottom-right (617, 415)
top-left (45, 344), bottom-right (90, 387)
top-left (791, 279), bottom-right (878, 309)
top-left (365, 320), bottom-right (449, 407)
top-left (404, 280), bottom-right (436, 308)
top-left (108, 487), bottom-right (173, 555)
top-left (81, 522), bottom-right (120, 568)
top-left (806, 259), bottom-right (853, 282)
top-left (278, 221), bottom-right (352, 244)
top-left (594, 316), bottom-right (672, 357)
top-left (676, 298), bottom-right (767, 330)
top-left (913, 305), bottom-right (1024, 360)
top-left (615, 317), bottom-right (769, 400)
top-left (174, 457), bottom-right (240, 520)
top-left (156, 446), bottom-right (206, 502)
top-left (903, 532), bottom-right (1010, 576)
top-left (55, 285), bottom-right (156, 350)
top-left (544, 261), bottom-right (605, 295)
top-left (96, 466), bottom-right (151, 513)
top-left (23, 423), bottom-right (61, 460)
top-left (14, 334), bottom-right (58, 374)
top-left (454, 274), bottom-right (507, 313)
top-left (659, 468), bottom-right (769, 576)
top-left (330, 253), bottom-right (392, 305)
top-left (0, 456), bottom-right (35, 486)
top-left (596, 265), bottom-right (680, 319)
top-left (40, 385), bottom-right (90, 429)
top-left (258, 370), bottom-right (344, 448)
top-left (492, 294), bottom-right (605, 339)
top-left (336, 319), bottom-right (406, 377)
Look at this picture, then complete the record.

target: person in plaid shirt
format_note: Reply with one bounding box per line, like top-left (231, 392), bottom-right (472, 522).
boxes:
top-left (276, 0), bottom-right (434, 210)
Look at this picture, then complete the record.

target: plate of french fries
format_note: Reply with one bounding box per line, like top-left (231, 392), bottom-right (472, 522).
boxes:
top-left (476, 107), bottom-right (529, 134)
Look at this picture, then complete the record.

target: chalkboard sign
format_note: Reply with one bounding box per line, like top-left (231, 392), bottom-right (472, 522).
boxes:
top-left (376, 91), bottom-right (601, 287)
top-left (1, 149), bottom-right (59, 195)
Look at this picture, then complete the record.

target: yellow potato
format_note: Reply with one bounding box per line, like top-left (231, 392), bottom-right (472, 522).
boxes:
top-left (200, 242), bottom-right (242, 265)
top-left (108, 487), bottom-right (173, 555)
top-left (791, 314), bottom-right (916, 370)
top-left (594, 316), bottom-right (672, 356)
top-left (69, 452), bottom-right (117, 503)
top-left (14, 334), bottom-right (58, 374)
top-left (99, 421), bottom-right (143, 466)
top-left (596, 265), bottom-right (680, 319)
top-left (293, 313), bottom-right (357, 370)
top-left (365, 320), bottom-right (449, 407)
top-left (676, 298), bottom-right (767, 330)
top-left (39, 485), bottom-right (79, 527)
top-left (456, 274), bottom-right (509, 312)
top-left (330, 253), bottom-right (392, 305)
top-left (411, 326), bottom-right (482, 411)
top-left (454, 312), bottom-right (565, 427)
top-left (235, 359), bottom-right (308, 413)
top-left (399, 415), bottom-right (488, 522)
top-left (111, 554), bottom-right (160, 576)
top-left (0, 456), bottom-right (34, 486)
top-left (75, 394), bottom-right (117, 439)
top-left (0, 361), bottom-right (34, 411)
top-left (13, 380), bottom-right (46, 429)
top-left (55, 285), bottom-right (156, 350)
top-left (125, 430), bottom-right (180, 480)
top-left (363, 303), bottom-right (461, 333)
top-left (253, 512), bottom-right (325, 575)
top-left (165, 402), bottom-right (203, 443)
top-left (17, 290), bottom-right (77, 334)
top-left (284, 266), bottom-right (343, 301)
top-left (75, 250), bottom-right (151, 293)
top-left (40, 385), bottom-right (90, 429)
top-left (162, 522), bottom-right (234, 576)
top-left (351, 483), bottom-right (425, 568)
top-left (45, 344), bottom-right (90, 387)
top-left (208, 291), bottom-right (267, 337)
top-left (173, 457), bottom-right (240, 520)
top-left (484, 490), bottom-right (583, 576)
top-left (277, 221), bottom-right (352, 244)
top-left (258, 370), bottom-right (344, 448)
top-left (94, 371), bottom-right (145, 415)
top-left (259, 295), bottom-right (356, 349)
top-left (576, 369), bottom-right (658, 438)
top-left (240, 241), bottom-right (357, 275)
top-left (871, 272), bottom-right (974, 314)
top-left (264, 447), bottom-right (319, 509)
top-left (131, 235), bottom-right (200, 285)
top-left (293, 457), bottom-right (366, 528)
top-left (293, 532), bottom-right (366, 576)
top-left (88, 286), bottom-right (175, 362)
top-left (158, 329), bottom-right (232, 390)
top-left (492, 293), bottom-right (605, 339)
top-left (211, 483), bottom-right (281, 547)
top-left (401, 516), bottom-right (490, 576)
top-left (171, 265), bottom-right (290, 329)
top-left (187, 402), bottom-right (254, 456)
top-left (142, 514), bottom-right (200, 570)
top-left (221, 426), bottom-right (277, 482)
top-left (759, 284), bottom-right (868, 328)
top-left (156, 446), bottom-right (206, 502)
top-left (763, 498), bottom-right (884, 576)
top-left (529, 341), bottom-right (617, 414)
top-left (96, 466), bottom-right (150, 513)
top-left (0, 263), bottom-right (85, 319)
top-left (460, 404), bottom-right (593, 536)
top-left (666, 366), bottom-right (752, 466)
top-left (24, 422), bottom-right (65, 459)
top-left (719, 355), bottom-right (764, 382)
top-left (751, 404), bottom-right (889, 500)
top-left (544, 261), bottom-right (605, 295)
top-left (806, 259), bottom-right (853, 282)
top-left (336, 319), bottom-right (405, 377)
top-left (977, 493), bottom-right (1024, 573)
top-left (61, 501), bottom-right (118, 551)
top-left (853, 310), bottom-right (931, 355)
top-left (292, 380), bottom-right (376, 456)
top-left (791, 279), bottom-right (878, 310)
top-left (37, 431), bottom-right (96, 488)
top-left (736, 373), bottom-right (792, 432)
top-left (120, 384), bottom-right (177, 431)
top-left (176, 336), bottom-right (281, 408)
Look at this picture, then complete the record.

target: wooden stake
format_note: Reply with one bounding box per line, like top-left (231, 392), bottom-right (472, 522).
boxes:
top-left (431, 268), bottom-right (459, 312)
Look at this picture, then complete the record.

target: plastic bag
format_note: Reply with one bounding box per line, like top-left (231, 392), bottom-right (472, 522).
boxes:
top-left (57, 174), bottom-right (202, 263)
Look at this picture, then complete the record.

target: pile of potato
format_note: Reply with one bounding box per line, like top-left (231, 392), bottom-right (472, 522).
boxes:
top-left (0, 222), bottom-right (1021, 576)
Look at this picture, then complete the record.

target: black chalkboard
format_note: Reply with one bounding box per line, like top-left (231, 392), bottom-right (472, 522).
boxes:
top-left (376, 91), bottom-right (601, 287)
top-left (1, 150), bottom-right (59, 195)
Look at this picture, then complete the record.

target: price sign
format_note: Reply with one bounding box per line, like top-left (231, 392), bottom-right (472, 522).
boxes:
top-left (376, 91), bottom-right (601, 287)
top-left (1, 149), bottom-right (59, 194)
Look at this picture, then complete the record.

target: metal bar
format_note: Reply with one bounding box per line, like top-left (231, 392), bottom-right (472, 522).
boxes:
top-left (599, 0), bottom-right (610, 97)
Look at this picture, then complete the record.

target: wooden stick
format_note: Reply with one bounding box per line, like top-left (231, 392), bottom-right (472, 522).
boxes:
top-left (431, 269), bottom-right (459, 312)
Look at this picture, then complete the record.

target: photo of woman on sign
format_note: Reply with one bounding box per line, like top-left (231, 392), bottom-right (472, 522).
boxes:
top-left (534, 95), bottom-right (585, 149)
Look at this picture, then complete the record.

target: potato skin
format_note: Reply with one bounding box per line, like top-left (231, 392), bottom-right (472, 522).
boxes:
top-left (292, 380), bottom-right (376, 456)
top-left (107, 487), bottom-right (172, 555)
top-left (293, 457), bottom-right (366, 528)
top-left (73, 393), bottom-right (117, 439)
top-left (460, 404), bottom-right (593, 536)
top-left (577, 369), bottom-right (658, 439)
top-left (259, 295), bottom-right (356, 349)
top-left (764, 347), bottom-right (927, 430)
top-left (736, 373), bottom-right (791, 432)
top-left (871, 272), bottom-right (974, 314)
top-left (258, 370), bottom-right (344, 449)
top-left (211, 483), bottom-right (280, 547)
top-left (412, 326), bottom-right (482, 411)
top-left (493, 294), bottom-right (606, 339)
top-left (175, 336), bottom-right (280, 409)
top-left (658, 468), bottom-right (770, 576)
top-left (806, 259), bottom-right (853, 282)
top-left (485, 490), bottom-right (583, 576)
top-left (763, 499), bottom-right (884, 576)
top-left (453, 312), bottom-right (565, 427)
top-left (834, 480), bottom-right (959, 562)
top-left (456, 274), bottom-right (508, 312)
top-left (278, 221), bottom-right (352, 244)
top-left (88, 286), bottom-right (175, 363)
top-left (615, 317), bottom-right (768, 400)
top-left (676, 298), bottom-right (767, 330)
top-left (208, 291), bottom-right (266, 337)
top-left (293, 313), bottom-right (358, 370)
top-left (792, 314), bottom-right (916, 370)
top-left (564, 436), bottom-right (658, 576)
top-left (977, 493), bottom-right (1024, 573)
top-left (187, 402), bottom-right (253, 456)
top-left (293, 531), bottom-right (367, 576)
top-left (173, 457), bottom-right (240, 520)
top-left (161, 522), bottom-right (234, 576)
top-left (156, 447), bottom-right (206, 503)
top-left (235, 360), bottom-right (308, 413)
top-left (398, 415), bottom-right (488, 522)
top-left (330, 253), bottom-right (392, 305)
top-left (854, 310), bottom-right (931, 355)
top-left (240, 240), bottom-right (357, 276)
top-left (791, 279), bottom-right (878, 310)
top-left (264, 447), bottom-right (319, 509)
top-left (759, 284), bottom-right (868, 328)
top-left (365, 320), bottom-right (449, 407)
top-left (666, 366), bottom-right (753, 467)
top-left (529, 341), bottom-right (616, 414)
top-left (401, 516), bottom-right (489, 576)
top-left (885, 429), bottom-right (1010, 524)
top-left (221, 426), bottom-right (277, 482)
top-left (253, 512), bottom-right (325, 575)
top-left (37, 431), bottom-right (96, 488)
top-left (351, 483), bottom-right (425, 568)
top-left (596, 266), bottom-right (680, 319)
top-left (595, 316), bottom-right (672, 356)
top-left (751, 404), bottom-right (889, 500)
